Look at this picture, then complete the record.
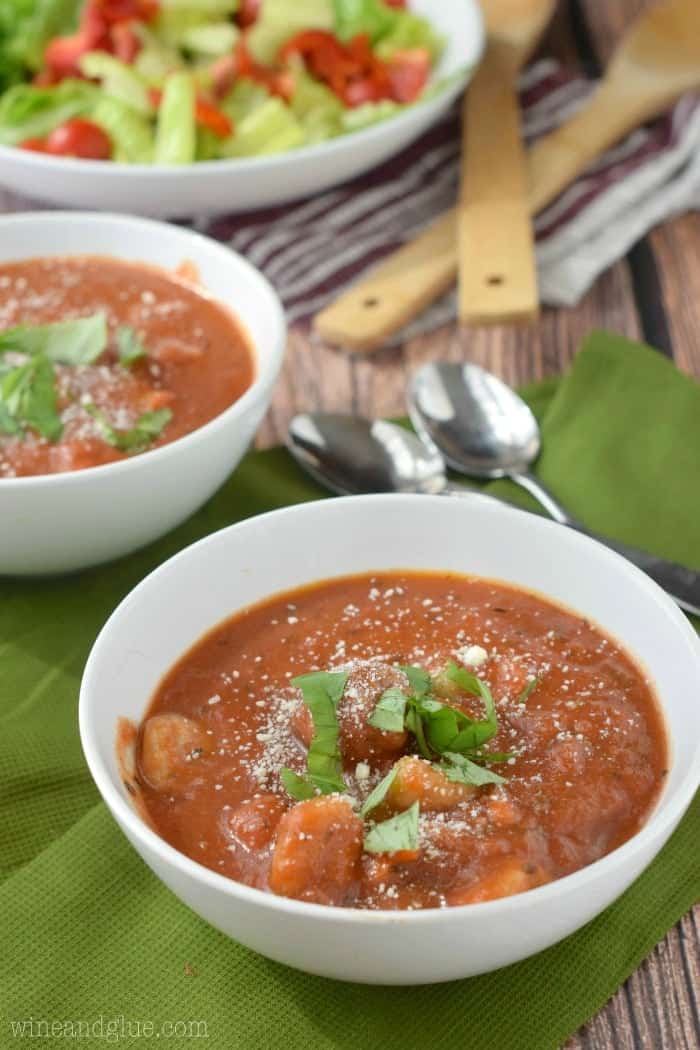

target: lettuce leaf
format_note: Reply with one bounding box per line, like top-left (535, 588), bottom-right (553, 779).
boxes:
top-left (0, 0), bottom-right (81, 89)
top-left (0, 79), bottom-right (96, 145)
top-left (332, 0), bottom-right (398, 42)
top-left (374, 13), bottom-right (443, 62)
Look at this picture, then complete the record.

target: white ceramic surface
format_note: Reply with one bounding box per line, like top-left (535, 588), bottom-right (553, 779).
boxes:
top-left (0, 0), bottom-right (483, 217)
top-left (0, 211), bottom-right (285, 575)
top-left (79, 494), bottom-right (700, 985)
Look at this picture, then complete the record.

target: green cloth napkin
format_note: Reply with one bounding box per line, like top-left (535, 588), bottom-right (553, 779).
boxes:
top-left (1, 332), bottom-right (698, 1050)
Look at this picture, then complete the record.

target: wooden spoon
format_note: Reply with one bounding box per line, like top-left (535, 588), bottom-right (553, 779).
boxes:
top-left (458, 0), bottom-right (555, 325)
top-left (314, 0), bottom-right (700, 351)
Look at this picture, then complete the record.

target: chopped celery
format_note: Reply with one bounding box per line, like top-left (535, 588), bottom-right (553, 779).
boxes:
top-left (0, 79), bottom-right (96, 145)
top-left (179, 22), bottom-right (239, 56)
top-left (79, 52), bottom-right (152, 115)
top-left (248, 0), bottom-right (333, 65)
top-left (91, 96), bottom-right (154, 163)
top-left (374, 14), bottom-right (444, 62)
top-left (196, 126), bottom-right (222, 161)
top-left (291, 70), bottom-right (343, 143)
top-left (220, 78), bottom-right (271, 124)
top-left (132, 24), bottom-right (184, 83)
top-left (341, 98), bottom-right (402, 132)
top-left (223, 98), bottom-right (304, 157)
top-left (332, 0), bottom-right (397, 43)
top-left (154, 72), bottom-right (196, 164)
top-left (155, 2), bottom-right (238, 50)
top-left (291, 69), bottom-right (342, 120)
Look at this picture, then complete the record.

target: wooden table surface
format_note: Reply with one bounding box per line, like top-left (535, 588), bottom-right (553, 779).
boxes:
top-left (1, 0), bottom-right (698, 1046)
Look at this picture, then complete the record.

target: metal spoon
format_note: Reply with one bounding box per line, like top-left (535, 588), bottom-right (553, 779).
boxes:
top-left (408, 361), bottom-right (700, 617)
top-left (287, 412), bottom-right (499, 504)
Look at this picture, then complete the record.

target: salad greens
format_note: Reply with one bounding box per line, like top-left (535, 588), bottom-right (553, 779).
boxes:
top-left (0, 0), bottom-right (81, 90)
top-left (0, 0), bottom-right (454, 163)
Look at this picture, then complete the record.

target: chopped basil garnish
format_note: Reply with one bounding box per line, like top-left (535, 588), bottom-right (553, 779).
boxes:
top-left (516, 676), bottom-right (540, 704)
top-left (368, 660), bottom-right (503, 774)
top-left (368, 686), bottom-right (407, 733)
top-left (0, 314), bottom-right (107, 366)
top-left (398, 664), bottom-right (431, 697)
top-left (438, 751), bottom-right (506, 786)
top-left (117, 325), bottom-right (148, 366)
top-left (280, 768), bottom-right (316, 802)
top-left (364, 801), bottom-right (420, 855)
top-left (360, 764), bottom-right (398, 817)
top-left (0, 352), bottom-right (62, 441)
top-left (84, 403), bottom-right (172, 454)
top-left (280, 670), bottom-right (348, 800)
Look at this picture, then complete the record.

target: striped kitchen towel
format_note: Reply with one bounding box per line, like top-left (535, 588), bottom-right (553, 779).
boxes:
top-left (200, 59), bottom-right (700, 337)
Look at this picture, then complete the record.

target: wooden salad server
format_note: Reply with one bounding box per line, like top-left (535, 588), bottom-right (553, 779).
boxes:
top-left (457, 0), bottom-right (555, 325)
top-left (314, 0), bottom-right (700, 351)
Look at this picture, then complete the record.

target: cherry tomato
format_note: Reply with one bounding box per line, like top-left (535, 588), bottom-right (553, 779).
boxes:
top-left (98, 0), bottom-right (159, 24)
top-left (20, 138), bottom-right (51, 153)
top-left (43, 0), bottom-right (154, 80)
top-left (387, 48), bottom-right (431, 103)
top-left (110, 21), bottom-right (142, 63)
top-left (194, 98), bottom-right (234, 139)
top-left (45, 119), bottom-right (112, 160)
top-left (237, 0), bottom-right (261, 28)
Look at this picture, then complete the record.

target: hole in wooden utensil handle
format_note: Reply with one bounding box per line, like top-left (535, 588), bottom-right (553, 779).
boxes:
top-left (363, 297), bottom-right (380, 308)
top-left (486, 275), bottom-right (504, 286)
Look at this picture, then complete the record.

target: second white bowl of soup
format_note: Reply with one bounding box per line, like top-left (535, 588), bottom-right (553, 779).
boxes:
top-left (0, 212), bottom-right (285, 575)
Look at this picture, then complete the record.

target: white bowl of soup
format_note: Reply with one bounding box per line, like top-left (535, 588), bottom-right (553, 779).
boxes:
top-left (0, 211), bottom-right (284, 574)
top-left (79, 494), bottom-right (700, 984)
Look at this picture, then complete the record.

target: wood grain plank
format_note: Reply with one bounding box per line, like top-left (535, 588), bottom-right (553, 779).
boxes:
top-left (648, 213), bottom-right (700, 376)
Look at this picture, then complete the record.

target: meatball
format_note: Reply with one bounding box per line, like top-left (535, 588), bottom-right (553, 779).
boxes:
top-left (291, 660), bottom-right (408, 765)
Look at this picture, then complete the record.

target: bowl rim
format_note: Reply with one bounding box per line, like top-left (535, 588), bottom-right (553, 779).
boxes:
top-left (79, 493), bottom-right (700, 926)
top-left (0, 210), bottom-right (286, 489)
top-left (0, 0), bottom-right (483, 181)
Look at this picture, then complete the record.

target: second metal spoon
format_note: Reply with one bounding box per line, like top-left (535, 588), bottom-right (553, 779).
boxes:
top-left (409, 361), bottom-right (700, 617)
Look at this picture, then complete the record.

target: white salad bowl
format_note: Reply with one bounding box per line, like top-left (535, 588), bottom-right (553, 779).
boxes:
top-left (0, 0), bottom-right (483, 217)
top-left (79, 494), bottom-right (700, 985)
top-left (0, 211), bottom-right (285, 575)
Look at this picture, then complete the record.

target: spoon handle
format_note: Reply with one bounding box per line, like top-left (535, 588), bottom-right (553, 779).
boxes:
top-left (574, 529), bottom-right (700, 619)
top-left (509, 472), bottom-right (576, 526)
top-left (510, 472), bottom-right (700, 616)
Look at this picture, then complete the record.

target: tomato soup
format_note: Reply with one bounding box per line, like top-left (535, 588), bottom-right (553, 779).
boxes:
top-left (0, 255), bottom-right (254, 477)
top-left (124, 572), bottom-right (668, 910)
